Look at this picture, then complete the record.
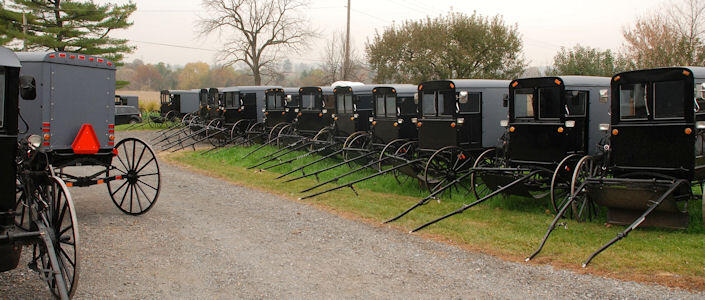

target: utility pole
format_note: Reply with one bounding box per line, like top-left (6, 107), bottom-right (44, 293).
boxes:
top-left (343, 0), bottom-right (351, 81)
top-left (22, 12), bottom-right (27, 51)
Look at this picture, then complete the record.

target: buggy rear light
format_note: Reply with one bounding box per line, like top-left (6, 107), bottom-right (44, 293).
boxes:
top-left (612, 129), bottom-right (619, 136)
top-left (500, 120), bottom-right (508, 127)
top-left (281, 112), bottom-right (286, 115)
top-left (599, 123), bottom-right (610, 131)
top-left (565, 120), bottom-right (575, 128)
top-left (59, 53), bottom-right (66, 58)
top-left (49, 54), bottom-right (56, 58)
top-left (112, 148), bottom-right (118, 156)
top-left (557, 127), bottom-right (564, 133)
top-left (108, 124), bottom-right (115, 129)
top-left (450, 122), bottom-right (456, 128)
top-left (78, 55), bottom-right (85, 60)
top-left (43, 134), bottom-right (50, 141)
top-left (417, 122), bottom-right (423, 127)
top-left (393, 122), bottom-right (398, 127)
top-left (71, 124), bottom-right (101, 154)
top-left (89, 57), bottom-right (94, 61)
top-left (509, 126), bottom-right (515, 133)
top-left (319, 113), bottom-right (323, 117)
top-left (696, 121), bottom-right (705, 129)
top-left (97, 58), bottom-right (104, 63)
top-left (372, 121), bottom-right (377, 126)
top-left (107, 62), bottom-right (112, 66)
top-left (685, 128), bottom-right (693, 135)
top-left (69, 55), bottom-right (75, 59)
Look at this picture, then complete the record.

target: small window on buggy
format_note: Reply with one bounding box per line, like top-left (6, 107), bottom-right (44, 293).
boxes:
top-left (422, 92), bottom-right (436, 116)
top-left (619, 83), bottom-right (648, 120)
top-left (344, 94), bottom-right (353, 114)
top-left (564, 90), bottom-right (587, 116)
top-left (538, 87), bottom-right (561, 119)
top-left (267, 94), bottom-right (277, 109)
top-left (302, 94), bottom-right (316, 110)
top-left (376, 95), bottom-right (385, 117)
top-left (513, 88), bottom-right (534, 118)
top-left (385, 96), bottom-right (396, 117)
top-left (459, 92), bottom-right (481, 113)
top-left (654, 80), bottom-right (685, 119)
top-left (696, 82), bottom-right (705, 113)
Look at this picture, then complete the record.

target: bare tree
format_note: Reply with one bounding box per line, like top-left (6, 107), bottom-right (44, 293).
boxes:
top-left (666, 0), bottom-right (705, 63)
top-left (322, 31), bottom-right (366, 84)
top-left (200, 0), bottom-right (314, 85)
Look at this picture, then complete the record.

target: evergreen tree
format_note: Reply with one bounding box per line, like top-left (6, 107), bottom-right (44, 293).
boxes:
top-left (0, 0), bottom-right (136, 64)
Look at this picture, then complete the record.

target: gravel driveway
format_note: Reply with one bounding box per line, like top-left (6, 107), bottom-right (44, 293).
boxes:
top-left (1, 131), bottom-right (702, 299)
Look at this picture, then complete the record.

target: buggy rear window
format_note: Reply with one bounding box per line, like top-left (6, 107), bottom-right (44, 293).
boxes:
top-left (0, 69), bottom-right (4, 128)
top-left (385, 96), bottom-right (396, 117)
top-left (225, 92), bottom-right (239, 109)
top-left (565, 90), bottom-right (587, 116)
top-left (286, 95), bottom-right (299, 107)
top-left (422, 92), bottom-right (435, 116)
top-left (302, 94), bottom-right (316, 110)
top-left (459, 92), bottom-right (481, 113)
top-left (514, 88), bottom-right (534, 118)
top-left (267, 94), bottom-right (278, 109)
top-left (375, 96), bottom-right (385, 117)
top-left (619, 83), bottom-right (648, 120)
top-left (654, 80), bottom-right (684, 119)
top-left (538, 87), bottom-right (561, 119)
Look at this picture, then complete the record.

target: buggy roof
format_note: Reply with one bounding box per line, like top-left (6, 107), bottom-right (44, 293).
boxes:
top-left (161, 89), bottom-right (200, 95)
top-left (17, 51), bottom-right (115, 70)
top-left (334, 85), bottom-right (377, 95)
top-left (513, 76), bottom-right (610, 88)
top-left (237, 85), bottom-right (281, 93)
top-left (373, 84), bottom-right (417, 97)
top-left (421, 79), bottom-right (511, 90)
top-left (0, 47), bottom-right (20, 68)
top-left (283, 87), bottom-right (299, 95)
top-left (300, 86), bottom-right (334, 95)
top-left (612, 66), bottom-right (705, 81)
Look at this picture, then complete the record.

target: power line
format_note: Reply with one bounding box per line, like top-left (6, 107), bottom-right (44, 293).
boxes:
top-left (131, 40), bottom-right (219, 52)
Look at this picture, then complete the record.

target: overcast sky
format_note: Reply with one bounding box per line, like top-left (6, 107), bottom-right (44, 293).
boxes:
top-left (107, 0), bottom-right (669, 68)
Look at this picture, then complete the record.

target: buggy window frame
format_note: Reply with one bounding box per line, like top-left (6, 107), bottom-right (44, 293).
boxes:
top-left (266, 93), bottom-right (280, 109)
top-left (225, 92), bottom-right (239, 109)
top-left (0, 68), bottom-right (6, 128)
top-left (458, 91), bottom-right (481, 114)
top-left (619, 83), bottom-right (649, 121)
top-left (537, 87), bottom-right (562, 120)
top-left (564, 90), bottom-right (588, 117)
top-left (375, 95), bottom-right (385, 118)
top-left (301, 93), bottom-right (317, 110)
top-left (653, 80), bottom-right (686, 120)
top-left (513, 88), bottom-right (535, 119)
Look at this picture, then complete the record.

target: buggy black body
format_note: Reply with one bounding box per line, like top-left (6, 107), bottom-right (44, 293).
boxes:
top-left (197, 88), bottom-right (220, 122)
top-left (159, 89), bottom-right (200, 122)
top-left (17, 51), bottom-right (161, 216)
top-left (474, 76), bottom-right (611, 205)
top-left (114, 94), bottom-right (139, 110)
top-left (221, 85), bottom-right (280, 140)
top-left (371, 84), bottom-right (419, 143)
top-left (294, 86), bottom-right (334, 137)
top-left (332, 85), bottom-right (375, 138)
top-left (1, 47), bottom-right (80, 298)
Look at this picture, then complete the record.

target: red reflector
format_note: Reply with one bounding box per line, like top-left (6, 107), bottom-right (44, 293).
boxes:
top-left (108, 124), bottom-right (115, 128)
top-left (112, 148), bottom-right (118, 155)
top-left (42, 142), bottom-right (50, 146)
top-left (107, 62), bottom-right (112, 66)
top-left (71, 124), bottom-right (101, 154)
top-left (70, 55), bottom-right (75, 59)
top-left (97, 58), bottom-right (104, 63)
top-left (89, 57), bottom-right (94, 61)
top-left (59, 53), bottom-right (66, 58)
top-left (79, 55), bottom-right (85, 60)
top-left (66, 182), bottom-right (73, 187)
top-left (108, 129), bottom-right (115, 134)
top-left (49, 54), bottom-right (56, 58)
top-left (42, 122), bottom-right (50, 127)
top-left (116, 175), bottom-right (122, 180)
top-left (42, 128), bottom-right (50, 132)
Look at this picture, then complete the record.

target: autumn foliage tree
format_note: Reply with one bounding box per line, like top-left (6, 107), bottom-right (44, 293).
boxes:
top-left (546, 45), bottom-right (630, 77)
top-left (366, 12), bottom-right (526, 83)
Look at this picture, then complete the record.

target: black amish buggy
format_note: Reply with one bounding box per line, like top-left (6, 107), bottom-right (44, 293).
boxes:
top-left (298, 80), bottom-right (510, 201)
top-left (529, 67), bottom-right (705, 267)
top-left (114, 94), bottom-right (139, 109)
top-left (17, 51), bottom-right (162, 216)
top-left (157, 89), bottom-right (200, 123)
top-left (391, 77), bottom-right (611, 228)
top-left (1, 47), bottom-right (79, 299)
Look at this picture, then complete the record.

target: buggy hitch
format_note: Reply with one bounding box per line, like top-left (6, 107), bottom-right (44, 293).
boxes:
top-left (300, 155), bottom-right (397, 193)
top-left (171, 127), bottom-right (229, 152)
top-left (152, 126), bottom-right (190, 145)
top-left (277, 148), bottom-right (345, 180)
top-left (299, 158), bottom-right (424, 200)
top-left (526, 181), bottom-right (589, 262)
top-left (151, 123), bottom-right (183, 140)
top-left (287, 151), bottom-right (377, 183)
top-left (246, 140), bottom-right (313, 169)
top-left (581, 179), bottom-right (688, 267)
top-left (161, 126), bottom-right (211, 150)
top-left (410, 170), bottom-right (541, 233)
top-left (260, 143), bottom-right (338, 172)
top-left (254, 138), bottom-right (309, 161)
top-left (233, 132), bottom-right (268, 147)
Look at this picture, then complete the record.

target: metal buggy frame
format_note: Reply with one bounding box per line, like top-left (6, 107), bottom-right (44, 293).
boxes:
top-left (1, 47), bottom-right (79, 299)
top-left (397, 76), bottom-right (611, 230)
top-left (17, 51), bottom-right (162, 216)
top-left (529, 67), bottom-right (705, 267)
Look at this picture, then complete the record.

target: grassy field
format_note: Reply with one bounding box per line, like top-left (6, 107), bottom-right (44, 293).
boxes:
top-left (167, 144), bottom-right (705, 291)
top-left (118, 90), bottom-right (161, 112)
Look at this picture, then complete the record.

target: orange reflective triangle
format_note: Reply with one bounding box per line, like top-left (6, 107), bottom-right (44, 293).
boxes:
top-left (71, 124), bottom-right (101, 154)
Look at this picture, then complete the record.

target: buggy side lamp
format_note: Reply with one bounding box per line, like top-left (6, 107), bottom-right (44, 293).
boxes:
top-left (509, 126), bottom-right (516, 133)
top-left (262, 108), bottom-right (266, 113)
top-left (322, 109), bottom-right (328, 114)
top-left (565, 120), bottom-right (575, 128)
top-left (599, 123), bottom-right (610, 131)
top-left (295, 108), bottom-right (300, 113)
top-left (354, 113), bottom-right (359, 119)
top-left (500, 120), bottom-right (509, 127)
top-left (397, 118), bottom-right (403, 124)
top-left (411, 117), bottom-right (418, 123)
top-left (696, 121), bottom-right (705, 129)
top-left (457, 117), bottom-right (464, 124)
top-left (685, 128), bottom-right (693, 135)
top-left (368, 117), bottom-right (374, 122)
top-left (28, 135), bottom-right (42, 149)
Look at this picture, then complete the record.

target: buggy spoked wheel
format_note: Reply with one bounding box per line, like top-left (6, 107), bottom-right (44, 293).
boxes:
top-left (570, 156), bottom-right (597, 221)
top-left (179, 112), bottom-right (192, 125)
top-left (378, 139), bottom-right (406, 171)
top-left (470, 148), bottom-right (499, 201)
top-left (343, 132), bottom-right (371, 162)
top-left (246, 122), bottom-right (266, 144)
top-left (550, 154), bottom-right (582, 214)
top-left (230, 120), bottom-right (249, 145)
top-left (391, 141), bottom-right (418, 185)
top-left (107, 138), bottom-right (161, 215)
top-left (206, 119), bottom-right (227, 147)
top-left (268, 123), bottom-right (287, 142)
top-left (276, 124), bottom-right (297, 147)
top-left (308, 127), bottom-right (333, 151)
top-left (424, 146), bottom-right (473, 198)
top-left (32, 176), bottom-right (79, 298)
top-left (187, 116), bottom-right (201, 133)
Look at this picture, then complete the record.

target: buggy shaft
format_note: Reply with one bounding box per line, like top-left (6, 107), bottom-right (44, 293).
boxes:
top-left (287, 151), bottom-right (376, 183)
top-left (247, 141), bottom-right (313, 169)
top-left (411, 170), bottom-right (541, 233)
top-left (261, 143), bottom-right (338, 171)
top-left (300, 154), bottom-right (394, 193)
top-left (278, 148), bottom-right (345, 180)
